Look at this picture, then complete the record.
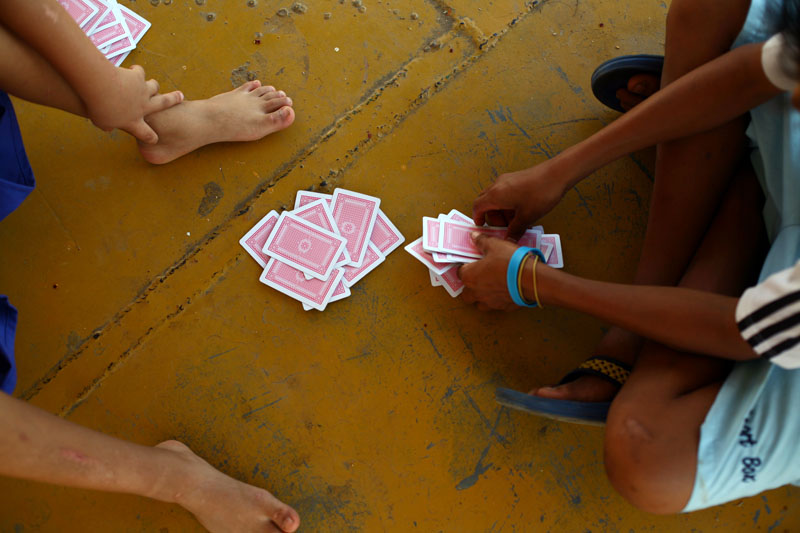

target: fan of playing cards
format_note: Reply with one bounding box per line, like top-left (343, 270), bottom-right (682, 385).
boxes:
top-left (60, 0), bottom-right (151, 67)
top-left (405, 209), bottom-right (564, 298)
top-left (240, 189), bottom-right (405, 311)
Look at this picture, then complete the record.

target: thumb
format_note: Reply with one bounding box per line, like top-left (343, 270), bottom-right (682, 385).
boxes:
top-left (128, 119), bottom-right (159, 144)
top-left (470, 231), bottom-right (493, 254)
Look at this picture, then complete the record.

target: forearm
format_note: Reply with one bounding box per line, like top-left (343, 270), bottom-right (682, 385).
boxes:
top-left (523, 263), bottom-right (757, 360)
top-left (0, 0), bottom-right (117, 107)
top-left (0, 392), bottom-right (186, 503)
top-left (553, 43), bottom-right (781, 189)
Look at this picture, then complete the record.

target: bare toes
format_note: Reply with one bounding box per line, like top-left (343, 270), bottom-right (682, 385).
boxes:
top-left (263, 96), bottom-right (293, 113)
top-left (252, 85), bottom-right (276, 97)
top-left (616, 88), bottom-right (646, 111)
top-left (627, 73), bottom-right (659, 96)
top-left (257, 491), bottom-right (300, 532)
top-left (237, 80), bottom-right (262, 92)
top-left (264, 106), bottom-right (295, 130)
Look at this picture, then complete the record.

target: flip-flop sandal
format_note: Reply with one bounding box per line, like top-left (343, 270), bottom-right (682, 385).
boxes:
top-left (591, 55), bottom-right (664, 113)
top-left (495, 356), bottom-right (632, 426)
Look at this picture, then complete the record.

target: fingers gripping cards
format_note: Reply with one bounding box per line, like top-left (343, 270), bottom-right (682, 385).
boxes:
top-left (406, 209), bottom-right (563, 298)
top-left (241, 188), bottom-right (404, 311)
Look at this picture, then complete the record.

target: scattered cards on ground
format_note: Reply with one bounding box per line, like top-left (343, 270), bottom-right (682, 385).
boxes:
top-left (61, 0), bottom-right (151, 66)
top-left (405, 209), bottom-right (564, 298)
top-left (240, 189), bottom-right (404, 311)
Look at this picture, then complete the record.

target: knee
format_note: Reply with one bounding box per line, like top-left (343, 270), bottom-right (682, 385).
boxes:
top-left (665, 0), bottom-right (749, 51)
top-left (604, 406), bottom-right (690, 514)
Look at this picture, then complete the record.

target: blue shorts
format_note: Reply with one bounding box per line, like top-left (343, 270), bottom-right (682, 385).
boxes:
top-left (0, 91), bottom-right (36, 395)
top-left (683, 0), bottom-right (800, 512)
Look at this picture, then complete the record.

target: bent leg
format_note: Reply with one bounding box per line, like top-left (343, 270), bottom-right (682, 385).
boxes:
top-left (0, 21), bottom-right (86, 115)
top-left (604, 165), bottom-right (767, 513)
top-left (535, 0), bottom-right (754, 402)
top-left (0, 23), bottom-right (294, 165)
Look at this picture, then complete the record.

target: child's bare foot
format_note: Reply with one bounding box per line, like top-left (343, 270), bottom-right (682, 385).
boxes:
top-left (615, 73), bottom-right (660, 111)
top-left (530, 328), bottom-right (639, 403)
top-left (155, 440), bottom-right (300, 533)
top-left (138, 80), bottom-right (295, 164)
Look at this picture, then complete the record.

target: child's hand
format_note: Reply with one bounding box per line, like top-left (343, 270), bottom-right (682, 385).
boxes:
top-left (472, 160), bottom-right (569, 241)
top-left (458, 232), bottom-right (519, 311)
top-left (87, 65), bottom-right (184, 144)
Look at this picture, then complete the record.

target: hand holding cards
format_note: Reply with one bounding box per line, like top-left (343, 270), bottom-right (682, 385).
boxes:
top-left (240, 189), bottom-right (405, 311)
top-left (405, 209), bottom-right (564, 298)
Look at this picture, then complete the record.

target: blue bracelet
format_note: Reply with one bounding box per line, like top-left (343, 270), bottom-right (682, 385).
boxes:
top-left (506, 247), bottom-right (546, 307)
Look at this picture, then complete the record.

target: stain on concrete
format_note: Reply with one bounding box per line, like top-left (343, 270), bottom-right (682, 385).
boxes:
top-left (198, 182), bottom-right (224, 216)
top-left (66, 331), bottom-right (82, 354)
top-left (230, 62), bottom-right (258, 88)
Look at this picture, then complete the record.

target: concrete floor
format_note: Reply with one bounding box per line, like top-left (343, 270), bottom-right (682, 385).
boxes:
top-left (1, 0), bottom-right (798, 530)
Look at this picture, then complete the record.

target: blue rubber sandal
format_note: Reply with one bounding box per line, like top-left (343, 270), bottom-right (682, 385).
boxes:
top-left (591, 55), bottom-right (664, 113)
top-left (495, 356), bottom-right (632, 426)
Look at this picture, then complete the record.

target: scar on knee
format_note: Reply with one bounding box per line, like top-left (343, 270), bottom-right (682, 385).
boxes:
top-left (624, 417), bottom-right (654, 442)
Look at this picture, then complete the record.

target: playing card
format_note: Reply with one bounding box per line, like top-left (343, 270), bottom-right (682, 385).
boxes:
top-left (102, 35), bottom-right (135, 59)
top-left (293, 199), bottom-right (352, 279)
top-left (294, 190), bottom-right (333, 209)
top-left (111, 52), bottom-right (129, 67)
top-left (292, 199), bottom-right (339, 234)
top-left (404, 237), bottom-right (451, 276)
top-left (369, 209), bottom-right (404, 255)
top-left (82, 0), bottom-right (113, 35)
top-left (89, 17), bottom-right (131, 49)
top-left (540, 234), bottom-right (564, 268)
top-left (262, 212), bottom-right (347, 281)
top-left (260, 260), bottom-right (344, 311)
top-left (421, 216), bottom-right (442, 253)
top-left (117, 3), bottom-right (151, 43)
top-left (517, 230), bottom-right (540, 249)
top-left (88, 1), bottom-right (120, 34)
top-left (303, 279), bottom-right (350, 310)
top-left (437, 221), bottom-right (505, 258)
top-left (331, 189), bottom-right (380, 267)
top-left (432, 251), bottom-right (450, 263)
top-left (429, 270), bottom-right (442, 286)
top-left (342, 242), bottom-right (385, 287)
top-left (541, 242), bottom-right (554, 263)
top-left (446, 209), bottom-right (474, 225)
top-left (438, 265), bottom-right (464, 298)
top-left (444, 253), bottom-right (478, 264)
top-left (239, 210), bottom-right (279, 268)
top-left (59, 0), bottom-right (99, 28)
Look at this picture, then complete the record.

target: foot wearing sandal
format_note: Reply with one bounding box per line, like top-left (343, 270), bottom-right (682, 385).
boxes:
top-left (615, 73), bottom-right (660, 111)
top-left (532, 327), bottom-right (638, 403)
top-left (590, 54), bottom-right (663, 112)
top-left (495, 330), bottom-right (637, 425)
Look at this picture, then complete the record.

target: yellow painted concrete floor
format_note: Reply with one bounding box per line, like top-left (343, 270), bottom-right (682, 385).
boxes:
top-left (1, 0), bottom-right (798, 531)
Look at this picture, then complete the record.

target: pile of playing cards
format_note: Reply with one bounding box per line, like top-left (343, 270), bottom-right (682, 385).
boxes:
top-left (405, 209), bottom-right (564, 298)
top-left (60, 0), bottom-right (151, 67)
top-left (240, 189), bottom-right (405, 311)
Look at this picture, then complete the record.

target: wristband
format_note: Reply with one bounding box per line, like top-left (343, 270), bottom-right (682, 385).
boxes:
top-left (506, 247), bottom-right (546, 307)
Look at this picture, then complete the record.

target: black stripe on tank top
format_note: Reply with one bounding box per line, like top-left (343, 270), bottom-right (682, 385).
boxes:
top-left (759, 336), bottom-right (800, 361)
top-left (738, 289), bottom-right (800, 332)
top-left (744, 310), bottom-right (800, 349)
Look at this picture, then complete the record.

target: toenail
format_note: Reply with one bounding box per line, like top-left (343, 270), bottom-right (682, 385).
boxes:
top-left (633, 83), bottom-right (645, 93)
top-left (286, 98), bottom-right (292, 105)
